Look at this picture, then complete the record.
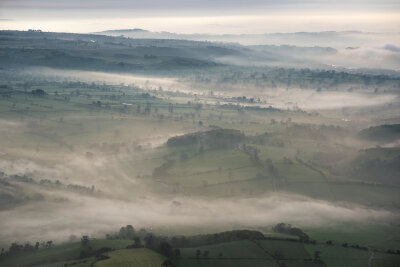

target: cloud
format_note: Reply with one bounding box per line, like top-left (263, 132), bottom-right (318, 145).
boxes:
top-left (2, 0), bottom-right (399, 10)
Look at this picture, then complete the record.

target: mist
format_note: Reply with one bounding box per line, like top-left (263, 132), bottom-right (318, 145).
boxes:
top-left (1, 185), bottom-right (397, 246)
top-left (0, 5), bottom-right (399, 265)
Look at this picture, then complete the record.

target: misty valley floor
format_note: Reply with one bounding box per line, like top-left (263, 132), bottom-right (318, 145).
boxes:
top-left (0, 30), bottom-right (399, 266)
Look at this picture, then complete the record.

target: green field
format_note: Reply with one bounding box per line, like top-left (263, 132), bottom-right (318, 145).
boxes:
top-left (1, 30), bottom-right (400, 267)
top-left (95, 248), bottom-right (166, 267)
top-left (0, 239), bottom-right (133, 267)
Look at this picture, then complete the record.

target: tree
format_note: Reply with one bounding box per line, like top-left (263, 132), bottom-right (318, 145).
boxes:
top-left (272, 223), bottom-right (309, 242)
top-left (314, 251), bottom-right (321, 261)
top-left (162, 259), bottom-right (174, 267)
top-left (145, 102), bottom-right (151, 114)
top-left (203, 250), bottom-right (209, 258)
top-left (133, 237), bottom-right (141, 247)
top-left (195, 249), bottom-right (201, 259)
top-left (168, 104), bottom-right (174, 114)
top-left (274, 250), bottom-right (284, 260)
top-left (173, 248), bottom-right (181, 258)
top-left (119, 225), bottom-right (136, 239)
top-left (198, 145), bottom-right (204, 154)
top-left (158, 242), bottom-right (173, 257)
top-left (144, 234), bottom-right (155, 248)
top-left (81, 236), bottom-right (89, 246)
top-left (46, 241), bottom-right (53, 248)
top-left (31, 89), bottom-right (46, 96)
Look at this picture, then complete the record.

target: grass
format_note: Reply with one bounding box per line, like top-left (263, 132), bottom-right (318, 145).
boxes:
top-left (304, 243), bottom-right (371, 267)
top-left (0, 239), bottom-right (133, 267)
top-left (39, 257), bottom-right (96, 267)
top-left (257, 240), bottom-right (311, 259)
top-left (161, 149), bottom-right (260, 188)
top-left (178, 240), bottom-right (273, 259)
top-left (173, 259), bottom-right (279, 267)
top-left (1, 74), bottom-right (400, 267)
top-left (95, 248), bottom-right (166, 267)
top-left (173, 239), bottom-right (327, 267)
top-left (173, 240), bottom-right (279, 267)
top-left (304, 222), bottom-right (400, 251)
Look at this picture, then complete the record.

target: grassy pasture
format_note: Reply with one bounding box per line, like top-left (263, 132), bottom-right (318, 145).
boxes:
top-left (257, 239), bottom-right (311, 259)
top-left (173, 240), bottom-right (279, 267)
top-left (95, 248), bottom-right (166, 267)
top-left (305, 222), bottom-right (400, 251)
top-left (0, 239), bottom-right (133, 267)
top-left (173, 239), bottom-right (327, 267)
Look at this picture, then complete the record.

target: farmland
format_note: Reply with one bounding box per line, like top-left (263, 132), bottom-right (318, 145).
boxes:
top-left (0, 30), bottom-right (399, 266)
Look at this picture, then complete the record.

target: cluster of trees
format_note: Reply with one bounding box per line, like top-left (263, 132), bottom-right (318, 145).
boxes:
top-left (31, 89), bottom-right (46, 96)
top-left (106, 226), bottom-right (265, 253)
top-left (110, 227), bottom-right (268, 266)
top-left (387, 249), bottom-right (400, 255)
top-left (168, 230), bottom-right (265, 248)
top-left (0, 173), bottom-right (47, 209)
top-left (39, 179), bottom-right (99, 195)
top-left (0, 172), bottom-right (102, 211)
top-left (104, 225), bottom-right (176, 258)
top-left (341, 243), bottom-right (368, 251)
top-left (3, 173), bottom-right (100, 196)
top-left (272, 223), bottom-right (311, 242)
top-left (105, 225), bottom-right (148, 241)
top-left (194, 249), bottom-right (215, 259)
top-left (240, 144), bottom-right (279, 180)
top-left (189, 67), bottom-right (400, 92)
top-left (231, 96), bottom-right (259, 104)
top-left (0, 240), bottom-right (53, 258)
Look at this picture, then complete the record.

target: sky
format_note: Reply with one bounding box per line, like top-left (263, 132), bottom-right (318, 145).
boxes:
top-left (0, 0), bottom-right (400, 33)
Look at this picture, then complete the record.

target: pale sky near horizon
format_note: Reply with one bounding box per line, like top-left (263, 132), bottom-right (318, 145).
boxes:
top-left (0, 0), bottom-right (399, 34)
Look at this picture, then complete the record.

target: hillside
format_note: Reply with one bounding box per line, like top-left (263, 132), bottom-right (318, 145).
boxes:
top-left (359, 124), bottom-right (400, 143)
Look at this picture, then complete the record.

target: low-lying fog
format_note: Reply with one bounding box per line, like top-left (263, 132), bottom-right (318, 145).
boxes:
top-left (22, 67), bottom-right (400, 111)
top-left (24, 67), bottom-right (184, 93)
top-left (1, 181), bottom-right (398, 245)
top-left (0, 135), bottom-right (399, 246)
top-left (1, 65), bottom-right (399, 247)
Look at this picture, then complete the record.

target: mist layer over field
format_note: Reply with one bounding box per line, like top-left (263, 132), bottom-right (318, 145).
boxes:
top-left (21, 67), bottom-right (400, 111)
top-left (0, 190), bottom-right (397, 245)
top-left (0, 87), bottom-right (399, 246)
top-left (0, 30), bottom-right (399, 257)
top-left (0, 133), bottom-right (398, 244)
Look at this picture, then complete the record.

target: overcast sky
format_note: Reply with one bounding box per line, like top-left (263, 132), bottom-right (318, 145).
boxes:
top-left (0, 0), bottom-right (399, 33)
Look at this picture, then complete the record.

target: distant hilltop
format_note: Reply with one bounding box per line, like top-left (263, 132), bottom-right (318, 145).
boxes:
top-left (94, 29), bottom-right (392, 47)
top-left (102, 28), bottom-right (150, 33)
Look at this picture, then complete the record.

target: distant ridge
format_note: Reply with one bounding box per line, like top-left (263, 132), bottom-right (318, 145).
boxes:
top-left (94, 29), bottom-right (389, 47)
top-left (103, 28), bottom-right (150, 33)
